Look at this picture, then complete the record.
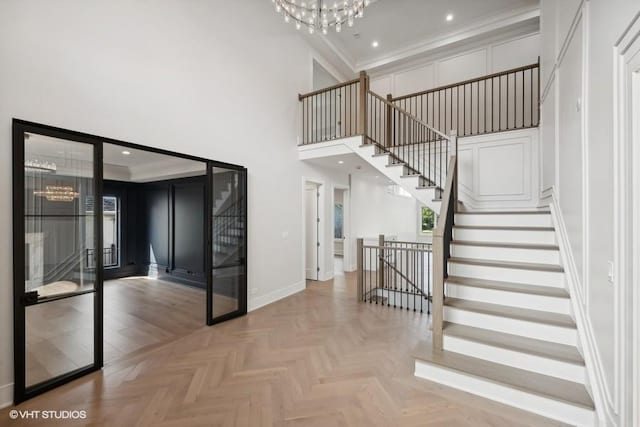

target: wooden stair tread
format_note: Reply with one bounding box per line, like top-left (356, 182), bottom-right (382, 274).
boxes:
top-left (413, 341), bottom-right (594, 410)
top-left (455, 225), bottom-right (555, 231)
top-left (449, 257), bottom-right (564, 272)
top-left (455, 210), bottom-right (551, 215)
top-left (443, 322), bottom-right (584, 365)
top-left (451, 240), bottom-right (559, 251)
top-left (446, 276), bottom-right (569, 298)
top-left (444, 298), bottom-right (576, 328)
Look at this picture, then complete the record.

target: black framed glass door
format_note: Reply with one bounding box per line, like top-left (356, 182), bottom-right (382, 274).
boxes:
top-left (207, 164), bottom-right (247, 324)
top-left (13, 120), bottom-right (103, 404)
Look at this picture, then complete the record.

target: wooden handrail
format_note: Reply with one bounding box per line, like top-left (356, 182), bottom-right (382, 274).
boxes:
top-left (369, 91), bottom-right (450, 141)
top-left (390, 62), bottom-right (540, 102)
top-left (298, 77), bottom-right (360, 100)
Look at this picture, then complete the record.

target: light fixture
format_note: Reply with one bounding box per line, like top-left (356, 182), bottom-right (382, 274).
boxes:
top-left (446, 13), bottom-right (454, 22)
top-left (273, 0), bottom-right (370, 34)
top-left (338, 160), bottom-right (345, 164)
top-left (122, 150), bottom-right (131, 155)
top-left (371, 40), bottom-right (379, 48)
top-left (25, 159), bottom-right (57, 174)
top-left (33, 185), bottom-right (80, 202)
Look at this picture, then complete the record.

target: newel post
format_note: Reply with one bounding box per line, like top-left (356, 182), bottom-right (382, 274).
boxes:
top-left (386, 94), bottom-right (393, 147)
top-left (357, 238), bottom-right (363, 301)
top-left (450, 129), bottom-right (458, 209)
top-left (378, 234), bottom-right (385, 291)
top-left (358, 71), bottom-right (368, 136)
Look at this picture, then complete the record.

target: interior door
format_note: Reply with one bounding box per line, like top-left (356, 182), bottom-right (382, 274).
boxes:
top-left (305, 186), bottom-right (319, 280)
top-left (13, 120), bottom-right (103, 404)
top-left (207, 164), bottom-right (247, 325)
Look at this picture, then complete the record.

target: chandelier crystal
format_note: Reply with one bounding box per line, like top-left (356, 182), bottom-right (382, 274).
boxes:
top-left (272, 0), bottom-right (370, 34)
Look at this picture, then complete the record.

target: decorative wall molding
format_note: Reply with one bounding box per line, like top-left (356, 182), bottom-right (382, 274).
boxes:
top-left (548, 189), bottom-right (610, 426)
top-left (613, 9), bottom-right (640, 427)
top-left (457, 128), bottom-right (540, 210)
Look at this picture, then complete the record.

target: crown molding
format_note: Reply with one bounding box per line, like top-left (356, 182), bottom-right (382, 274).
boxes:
top-left (311, 5), bottom-right (541, 75)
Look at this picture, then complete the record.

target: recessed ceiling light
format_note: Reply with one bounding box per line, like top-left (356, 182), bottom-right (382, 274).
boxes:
top-left (446, 13), bottom-right (454, 22)
top-left (122, 150), bottom-right (131, 155)
top-left (338, 160), bottom-right (344, 164)
top-left (372, 40), bottom-right (379, 48)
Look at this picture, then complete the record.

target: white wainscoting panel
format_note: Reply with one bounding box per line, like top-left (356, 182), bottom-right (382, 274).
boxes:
top-left (458, 128), bottom-right (540, 210)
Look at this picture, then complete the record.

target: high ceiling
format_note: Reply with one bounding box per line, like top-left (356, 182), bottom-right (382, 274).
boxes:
top-left (320, 0), bottom-right (539, 71)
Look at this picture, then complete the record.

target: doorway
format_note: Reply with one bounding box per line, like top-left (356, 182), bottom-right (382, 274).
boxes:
top-left (304, 182), bottom-right (320, 281)
top-left (12, 120), bottom-right (248, 403)
top-left (333, 187), bottom-right (348, 275)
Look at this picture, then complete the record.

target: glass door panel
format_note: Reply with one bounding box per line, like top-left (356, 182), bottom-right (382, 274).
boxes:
top-left (209, 165), bottom-right (247, 323)
top-left (14, 122), bottom-right (102, 403)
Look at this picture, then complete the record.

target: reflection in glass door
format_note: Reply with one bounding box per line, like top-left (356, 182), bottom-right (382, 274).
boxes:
top-left (208, 165), bottom-right (247, 324)
top-left (13, 121), bottom-right (103, 403)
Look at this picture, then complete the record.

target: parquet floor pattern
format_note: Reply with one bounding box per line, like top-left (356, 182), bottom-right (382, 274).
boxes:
top-left (2, 273), bottom-right (562, 426)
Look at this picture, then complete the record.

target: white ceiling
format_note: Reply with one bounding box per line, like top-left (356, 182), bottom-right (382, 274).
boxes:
top-left (320, 0), bottom-right (539, 71)
top-left (24, 133), bottom-right (206, 182)
top-left (304, 153), bottom-right (394, 185)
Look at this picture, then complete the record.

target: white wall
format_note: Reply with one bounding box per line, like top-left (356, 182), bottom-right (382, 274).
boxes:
top-left (539, 1), bottom-right (640, 425)
top-left (0, 0), bottom-right (351, 407)
top-left (369, 32), bottom-right (541, 98)
top-left (458, 128), bottom-right (540, 210)
top-left (349, 175), bottom-right (420, 269)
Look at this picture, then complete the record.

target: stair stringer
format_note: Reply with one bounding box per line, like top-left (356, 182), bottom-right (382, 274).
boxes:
top-left (343, 139), bottom-right (442, 212)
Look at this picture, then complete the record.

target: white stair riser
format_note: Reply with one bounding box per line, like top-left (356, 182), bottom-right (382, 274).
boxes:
top-left (453, 228), bottom-right (556, 245)
top-left (451, 244), bottom-right (560, 264)
top-left (445, 283), bottom-right (571, 314)
top-left (455, 214), bottom-right (552, 228)
top-left (414, 360), bottom-right (596, 426)
top-left (443, 335), bottom-right (585, 384)
top-left (447, 262), bottom-right (565, 287)
top-left (443, 307), bottom-right (577, 345)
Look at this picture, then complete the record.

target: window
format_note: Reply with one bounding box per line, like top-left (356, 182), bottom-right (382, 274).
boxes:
top-left (421, 207), bottom-right (436, 234)
top-left (84, 196), bottom-right (120, 268)
top-left (103, 196), bottom-right (119, 267)
top-left (334, 203), bottom-right (343, 238)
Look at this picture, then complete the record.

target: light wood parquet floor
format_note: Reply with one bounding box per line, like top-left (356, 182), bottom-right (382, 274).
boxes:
top-left (2, 273), bottom-right (563, 426)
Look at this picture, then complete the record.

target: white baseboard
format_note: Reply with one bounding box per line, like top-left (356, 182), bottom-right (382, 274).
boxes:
top-left (248, 280), bottom-right (306, 312)
top-left (0, 382), bottom-right (13, 409)
top-left (549, 192), bottom-right (611, 426)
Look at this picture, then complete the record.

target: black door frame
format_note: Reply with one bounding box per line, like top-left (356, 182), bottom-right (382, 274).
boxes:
top-left (12, 119), bottom-right (248, 403)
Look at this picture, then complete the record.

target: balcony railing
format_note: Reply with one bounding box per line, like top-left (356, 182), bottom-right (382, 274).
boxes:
top-left (86, 245), bottom-right (117, 269)
top-left (357, 235), bottom-right (432, 314)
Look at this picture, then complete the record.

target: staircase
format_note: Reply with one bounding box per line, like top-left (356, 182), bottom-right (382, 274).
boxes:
top-left (415, 210), bottom-right (596, 426)
top-left (298, 65), bottom-right (597, 425)
top-left (346, 139), bottom-right (444, 212)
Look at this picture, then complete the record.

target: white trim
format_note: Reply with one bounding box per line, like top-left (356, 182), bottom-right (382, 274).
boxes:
top-left (302, 177), bottom-right (327, 283)
top-left (0, 382), bottom-right (12, 409)
top-left (613, 10), bottom-right (640, 427)
top-left (248, 280), bottom-right (306, 312)
top-left (549, 190), bottom-right (609, 426)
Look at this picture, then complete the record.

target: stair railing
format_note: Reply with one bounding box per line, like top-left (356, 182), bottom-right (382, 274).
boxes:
top-left (390, 61), bottom-right (540, 138)
top-left (357, 235), bottom-right (432, 314)
top-left (366, 91), bottom-right (453, 192)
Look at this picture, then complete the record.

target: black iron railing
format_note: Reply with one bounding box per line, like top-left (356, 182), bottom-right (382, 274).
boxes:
top-left (357, 235), bottom-right (432, 314)
top-left (86, 245), bottom-right (117, 269)
top-left (390, 62), bottom-right (540, 138)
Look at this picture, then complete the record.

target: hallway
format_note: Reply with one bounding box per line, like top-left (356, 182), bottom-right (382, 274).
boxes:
top-left (5, 273), bottom-right (561, 426)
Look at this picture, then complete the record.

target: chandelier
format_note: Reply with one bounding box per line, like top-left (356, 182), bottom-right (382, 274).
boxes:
top-left (273, 0), bottom-right (370, 34)
top-left (34, 186), bottom-right (80, 202)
